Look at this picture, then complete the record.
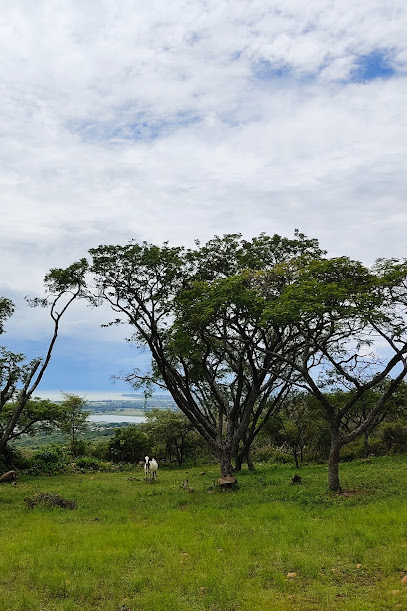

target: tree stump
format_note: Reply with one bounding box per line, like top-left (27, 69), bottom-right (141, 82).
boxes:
top-left (291, 474), bottom-right (302, 485)
top-left (218, 476), bottom-right (237, 491)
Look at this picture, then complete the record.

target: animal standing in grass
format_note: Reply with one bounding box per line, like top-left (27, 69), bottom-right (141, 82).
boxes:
top-left (144, 456), bottom-right (158, 482)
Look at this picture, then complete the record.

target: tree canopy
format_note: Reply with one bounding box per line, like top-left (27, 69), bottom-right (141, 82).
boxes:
top-left (47, 232), bottom-right (325, 476)
top-left (57, 393), bottom-right (90, 456)
top-left (0, 260), bottom-right (87, 460)
top-left (223, 255), bottom-right (407, 488)
top-left (46, 233), bottom-right (407, 487)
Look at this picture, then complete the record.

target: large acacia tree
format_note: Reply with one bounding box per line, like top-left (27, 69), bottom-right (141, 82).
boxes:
top-left (48, 233), bottom-right (323, 476)
top-left (256, 256), bottom-right (407, 490)
top-left (179, 252), bottom-right (407, 490)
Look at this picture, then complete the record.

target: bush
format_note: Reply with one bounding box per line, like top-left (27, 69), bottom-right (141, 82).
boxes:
top-left (366, 437), bottom-right (387, 456)
top-left (30, 444), bottom-right (68, 474)
top-left (73, 457), bottom-right (112, 471)
top-left (87, 440), bottom-right (110, 461)
top-left (10, 448), bottom-right (31, 470)
top-left (66, 439), bottom-right (88, 458)
top-left (379, 423), bottom-right (407, 454)
top-left (339, 439), bottom-right (364, 462)
top-left (253, 444), bottom-right (293, 464)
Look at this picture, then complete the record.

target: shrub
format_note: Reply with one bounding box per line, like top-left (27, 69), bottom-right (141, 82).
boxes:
top-left (87, 440), bottom-right (110, 460)
top-left (10, 448), bottom-right (31, 470)
top-left (253, 444), bottom-right (292, 464)
top-left (339, 439), bottom-right (364, 462)
top-left (379, 423), bottom-right (407, 454)
top-left (366, 437), bottom-right (387, 456)
top-left (73, 457), bottom-right (112, 471)
top-left (66, 439), bottom-right (88, 458)
top-left (30, 444), bottom-right (68, 474)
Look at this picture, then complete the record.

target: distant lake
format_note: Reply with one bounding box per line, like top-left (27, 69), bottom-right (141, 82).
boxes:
top-left (87, 414), bottom-right (146, 424)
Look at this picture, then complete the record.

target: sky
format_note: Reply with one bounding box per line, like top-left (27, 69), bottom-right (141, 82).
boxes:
top-left (0, 1), bottom-right (406, 400)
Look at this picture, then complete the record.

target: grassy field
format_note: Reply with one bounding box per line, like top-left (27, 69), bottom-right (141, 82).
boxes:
top-left (1, 457), bottom-right (407, 610)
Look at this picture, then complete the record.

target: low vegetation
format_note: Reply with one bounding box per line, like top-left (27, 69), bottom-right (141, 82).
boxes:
top-left (1, 457), bottom-right (407, 610)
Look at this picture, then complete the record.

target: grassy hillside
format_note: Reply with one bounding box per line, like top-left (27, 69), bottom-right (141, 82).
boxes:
top-left (1, 458), bottom-right (407, 610)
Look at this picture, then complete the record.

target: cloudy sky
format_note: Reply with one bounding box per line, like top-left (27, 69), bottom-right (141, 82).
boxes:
top-left (1, 1), bottom-right (406, 398)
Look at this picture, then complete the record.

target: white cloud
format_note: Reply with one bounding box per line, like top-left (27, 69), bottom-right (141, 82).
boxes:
top-left (0, 1), bottom-right (406, 388)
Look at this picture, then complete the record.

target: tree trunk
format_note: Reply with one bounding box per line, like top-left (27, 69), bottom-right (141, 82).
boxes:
top-left (233, 452), bottom-right (242, 472)
top-left (328, 440), bottom-right (342, 491)
top-left (363, 430), bottom-right (370, 459)
top-left (293, 446), bottom-right (299, 469)
top-left (246, 448), bottom-right (255, 471)
top-left (218, 448), bottom-right (233, 477)
top-left (233, 446), bottom-right (255, 472)
top-left (0, 445), bottom-right (15, 469)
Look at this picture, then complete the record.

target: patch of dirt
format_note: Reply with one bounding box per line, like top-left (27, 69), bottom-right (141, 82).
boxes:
top-left (338, 489), bottom-right (366, 498)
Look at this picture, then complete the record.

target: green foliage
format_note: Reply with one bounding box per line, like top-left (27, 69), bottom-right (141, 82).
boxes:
top-left (253, 444), bottom-right (293, 463)
top-left (0, 446), bottom-right (30, 472)
top-left (0, 296), bottom-right (14, 334)
top-left (1, 397), bottom-right (62, 437)
top-left (141, 408), bottom-right (197, 465)
top-left (379, 423), bottom-right (407, 454)
top-left (73, 457), bottom-right (112, 471)
top-left (44, 258), bottom-right (89, 293)
top-left (108, 426), bottom-right (149, 463)
top-left (87, 439), bottom-right (111, 460)
top-left (30, 443), bottom-right (68, 474)
top-left (48, 234), bottom-right (407, 487)
top-left (66, 438), bottom-right (88, 457)
top-left (57, 393), bottom-right (90, 456)
top-left (256, 394), bottom-right (331, 465)
top-left (0, 454), bottom-right (7, 473)
top-left (1, 281), bottom-right (84, 455)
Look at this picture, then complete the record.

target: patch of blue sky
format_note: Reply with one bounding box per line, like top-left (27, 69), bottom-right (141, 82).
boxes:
top-left (250, 59), bottom-right (317, 87)
top-left (6, 334), bottom-right (151, 392)
top-left (349, 50), bottom-right (395, 83)
top-left (251, 51), bottom-right (397, 85)
top-left (252, 58), bottom-right (291, 81)
top-left (69, 110), bottom-right (201, 144)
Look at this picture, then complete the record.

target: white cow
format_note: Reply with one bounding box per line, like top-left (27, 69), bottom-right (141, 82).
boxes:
top-left (144, 456), bottom-right (158, 481)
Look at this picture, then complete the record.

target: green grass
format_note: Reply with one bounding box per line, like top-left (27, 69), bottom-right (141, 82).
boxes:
top-left (1, 457), bottom-right (407, 610)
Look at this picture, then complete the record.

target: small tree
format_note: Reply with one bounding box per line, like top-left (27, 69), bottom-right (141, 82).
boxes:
top-left (0, 397), bottom-right (62, 466)
top-left (0, 261), bottom-right (87, 463)
top-left (278, 394), bottom-right (315, 468)
top-left (58, 393), bottom-right (90, 456)
top-left (141, 409), bottom-right (195, 466)
top-left (108, 426), bottom-right (149, 463)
